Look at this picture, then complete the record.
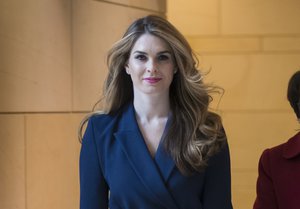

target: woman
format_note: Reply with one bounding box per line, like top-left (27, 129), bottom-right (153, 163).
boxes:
top-left (79, 15), bottom-right (233, 209)
top-left (253, 71), bottom-right (300, 209)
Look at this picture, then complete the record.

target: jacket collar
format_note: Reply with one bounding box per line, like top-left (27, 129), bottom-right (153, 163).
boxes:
top-left (114, 103), bottom-right (178, 209)
top-left (283, 131), bottom-right (300, 159)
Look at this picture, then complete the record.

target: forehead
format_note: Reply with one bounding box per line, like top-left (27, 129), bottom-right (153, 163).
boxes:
top-left (131, 33), bottom-right (171, 52)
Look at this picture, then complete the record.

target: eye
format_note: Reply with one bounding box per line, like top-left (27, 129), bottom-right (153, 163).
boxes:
top-left (157, 54), bottom-right (170, 61)
top-left (135, 54), bottom-right (147, 61)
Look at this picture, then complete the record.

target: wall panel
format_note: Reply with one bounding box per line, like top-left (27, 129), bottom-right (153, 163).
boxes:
top-left (0, 0), bottom-right (72, 112)
top-left (26, 114), bottom-right (82, 209)
top-left (221, 0), bottom-right (300, 35)
top-left (0, 115), bottom-right (25, 209)
top-left (167, 0), bottom-right (219, 35)
top-left (200, 54), bottom-right (300, 110)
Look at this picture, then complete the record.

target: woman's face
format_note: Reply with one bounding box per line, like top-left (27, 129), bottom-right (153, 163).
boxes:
top-left (125, 34), bottom-right (175, 97)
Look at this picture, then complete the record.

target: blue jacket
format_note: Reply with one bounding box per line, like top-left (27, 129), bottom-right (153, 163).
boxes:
top-left (80, 103), bottom-right (233, 209)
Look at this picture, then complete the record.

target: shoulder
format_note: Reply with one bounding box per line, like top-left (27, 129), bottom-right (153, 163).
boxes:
top-left (86, 111), bottom-right (120, 137)
top-left (261, 131), bottom-right (300, 161)
top-left (259, 143), bottom-right (285, 170)
top-left (261, 143), bottom-right (284, 160)
top-left (282, 131), bottom-right (300, 159)
top-left (88, 112), bottom-right (116, 127)
top-left (80, 111), bottom-right (122, 157)
top-left (83, 103), bottom-right (133, 141)
top-left (258, 133), bottom-right (300, 173)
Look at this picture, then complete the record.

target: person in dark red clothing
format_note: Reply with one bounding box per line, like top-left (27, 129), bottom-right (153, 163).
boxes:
top-left (253, 70), bottom-right (300, 209)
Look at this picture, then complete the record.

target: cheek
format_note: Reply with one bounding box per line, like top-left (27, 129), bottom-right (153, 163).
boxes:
top-left (131, 66), bottom-right (146, 78)
top-left (128, 60), bottom-right (143, 71)
top-left (165, 66), bottom-right (175, 78)
top-left (127, 66), bottom-right (143, 81)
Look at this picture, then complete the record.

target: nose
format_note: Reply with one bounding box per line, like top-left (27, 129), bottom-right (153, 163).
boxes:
top-left (146, 60), bottom-right (158, 73)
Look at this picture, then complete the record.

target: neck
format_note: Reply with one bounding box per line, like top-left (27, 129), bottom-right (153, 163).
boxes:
top-left (133, 94), bottom-right (170, 122)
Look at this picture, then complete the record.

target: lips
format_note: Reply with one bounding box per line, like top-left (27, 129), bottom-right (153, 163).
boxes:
top-left (143, 77), bottom-right (162, 84)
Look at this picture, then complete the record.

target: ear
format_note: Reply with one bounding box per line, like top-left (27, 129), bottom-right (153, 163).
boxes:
top-left (125, 64), bottom-right (130, 75)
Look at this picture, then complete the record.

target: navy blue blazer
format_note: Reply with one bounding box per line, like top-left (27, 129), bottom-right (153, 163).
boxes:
top-left (80, 103), bottom-right (233, 209)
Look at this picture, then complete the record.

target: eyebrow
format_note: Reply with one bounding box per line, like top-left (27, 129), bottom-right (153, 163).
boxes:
top-left (133, 50), bottom-right (172, 55)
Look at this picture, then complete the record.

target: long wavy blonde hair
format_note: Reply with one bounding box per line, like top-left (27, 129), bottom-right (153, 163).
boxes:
top-left (79, 15), bottom-right (225, 175)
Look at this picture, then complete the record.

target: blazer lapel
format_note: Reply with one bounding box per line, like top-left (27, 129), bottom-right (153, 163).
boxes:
top-left (154, 116), bottom-right (176, 182)
top-left (114, 103), bottom-right (179, 209)
top-left (154, 143), bottom-right (176, 182)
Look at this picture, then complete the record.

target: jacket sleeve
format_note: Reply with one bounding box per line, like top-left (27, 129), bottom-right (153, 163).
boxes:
top-left (80, 117), bottom-right (109, 209)
top-left (253, 149), bottom-right (278, 209)
top-left (202, 141), bottom-right (233, 209)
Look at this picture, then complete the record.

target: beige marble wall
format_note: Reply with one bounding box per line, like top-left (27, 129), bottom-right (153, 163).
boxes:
top-left (0, 0), bottom-right (166, 209)
top-left (168, 0), bottom-right (300, 208)
top-left (0, 115), bottom-right (25, 209)
top-left (0, 0), bottom-right (72, 112)
top-left (26, 114), bottom-right (83, 209)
